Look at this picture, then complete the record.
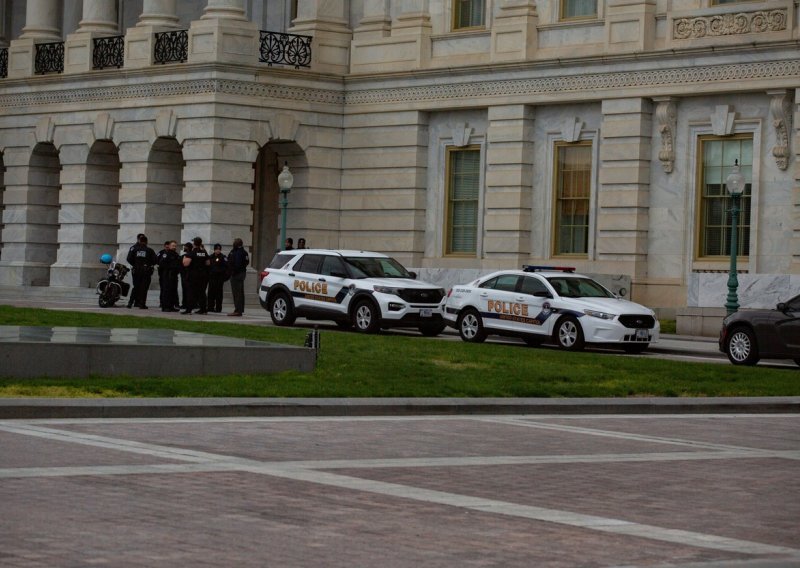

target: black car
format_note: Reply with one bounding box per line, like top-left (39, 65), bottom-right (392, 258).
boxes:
top-left (719, 294), bottom-right (800, 366)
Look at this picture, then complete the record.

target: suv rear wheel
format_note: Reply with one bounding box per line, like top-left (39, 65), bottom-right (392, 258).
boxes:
top-left (269, 292), bottom-right (296, 326)
top-left (352, 299), bottom-right (380, 333)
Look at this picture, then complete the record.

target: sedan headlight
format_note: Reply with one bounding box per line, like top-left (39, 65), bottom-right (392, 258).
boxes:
top-left (584, 309), bottom-right (616, 320)
top-left (373, 285), bottom-right (402, 296)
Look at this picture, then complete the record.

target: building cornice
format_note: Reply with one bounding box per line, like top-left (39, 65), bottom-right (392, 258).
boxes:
top-left (0, 53), bottom-right (797, 110)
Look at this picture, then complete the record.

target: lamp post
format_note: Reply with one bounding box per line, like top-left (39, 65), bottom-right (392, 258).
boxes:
top-left (724, 159), bottom-right (746, 316)
top-left (277, 162), bottom-right (293, 251)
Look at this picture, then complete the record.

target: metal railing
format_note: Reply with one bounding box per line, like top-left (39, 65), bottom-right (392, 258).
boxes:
top-left (259, 30), bottom-right (312, 68)
top-left (0, 47), bottom-right (7, 78)
top-left (154, 30), bottom-right (188, 64)
top-left (35, 41), bottom-right (64, 74)
top-left (93, 35), bottom-right (124, 70)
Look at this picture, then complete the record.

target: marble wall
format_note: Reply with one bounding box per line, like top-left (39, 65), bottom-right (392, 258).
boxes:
top-left (688, 273), bottom-right (800, 309)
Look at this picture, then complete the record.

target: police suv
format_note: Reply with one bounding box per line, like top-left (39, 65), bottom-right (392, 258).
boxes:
top-left (443, 266), bottom-right (659, 352)
top-left (258, 249), bottom-right (447, 336)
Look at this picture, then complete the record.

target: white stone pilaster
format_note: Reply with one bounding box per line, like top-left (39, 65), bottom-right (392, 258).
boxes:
top-left (180, 139), bottom-right (257, 248)
top-left (7, 0), bottom-right (62, 78)
top-left (598, 98), bottom-right (653, 279)
top-left (483, 105), bottom-right (534, 263)
top-left (187, 0), bottom-right (257, 65)
top-left (605, 0), bottom-right (656, 54)
top-left (491, 0), bottom-right (538, 63)
top-left (124, 0), bottom-right (181, 69)
top-left (292, 0), bottom-right (352, 74)
top-left (0, 145), bottom-right (61, 287)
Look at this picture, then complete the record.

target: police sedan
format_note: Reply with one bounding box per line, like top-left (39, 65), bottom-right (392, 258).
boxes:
top-left (443, 266), bottom-right (659, 353)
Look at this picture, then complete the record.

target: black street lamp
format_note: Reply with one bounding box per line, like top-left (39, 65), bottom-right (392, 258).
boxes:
top-left (277, 162), bottom-right (294, 251)
top-left (724, 159), bottom-right (746, 316)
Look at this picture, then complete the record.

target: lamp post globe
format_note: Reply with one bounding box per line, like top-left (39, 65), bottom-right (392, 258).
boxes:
top-left (277, 162), bottom-right (293, 251)
top-left (725, 160), bottom-right (746, 316)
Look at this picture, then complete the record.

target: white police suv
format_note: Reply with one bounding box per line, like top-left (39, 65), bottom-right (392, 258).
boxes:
top-left (443, 266), bottom-right (659, 352)
top-left (258, 249), bottom-right (447, 336)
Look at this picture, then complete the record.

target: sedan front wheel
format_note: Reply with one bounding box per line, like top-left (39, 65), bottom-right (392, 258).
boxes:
top-left (726, 327), bottom-right (759, 366)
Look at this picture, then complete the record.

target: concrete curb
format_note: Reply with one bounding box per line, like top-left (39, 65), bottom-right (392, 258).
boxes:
top-left (1, 396), bottom-right (798, 419)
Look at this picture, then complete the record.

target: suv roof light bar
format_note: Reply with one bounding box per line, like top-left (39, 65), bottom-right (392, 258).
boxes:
top-left (522, 265), bottom-right (575, 273)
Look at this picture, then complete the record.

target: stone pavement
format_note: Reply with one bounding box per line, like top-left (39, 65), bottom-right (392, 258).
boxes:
top-left (1, 414), bottom-right (798, 567)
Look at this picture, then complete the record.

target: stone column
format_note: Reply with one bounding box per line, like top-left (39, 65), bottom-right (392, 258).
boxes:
top-left (187, 0), bottom-right (257, 65)
top-left (491, 0), bottom-right (538, 63)
top-left (124, 0), bottom-right (181, 68)
top-left (63, 0), bottom-right (119, 73)
top-left (7, 0), bottom-right (62, 78)
top-left (597, 98), bottom-right (653, 281)
top-left (292, 0), bottom-right (352, 74)
top-left (483, 105), bottom-right (534, 263)
top-left (180, 138), bottom-right (257, 248)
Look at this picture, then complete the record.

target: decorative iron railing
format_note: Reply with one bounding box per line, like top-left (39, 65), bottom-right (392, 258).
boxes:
top-left (154, 30), bottom-right (188, 64)
top-left (93, 35), bottom-right (124, 70)
top-left (35, 41), bottom-right (64, 74)
top-left (0, 47), bottom-right (7, 78)
top-left (259, 31), bottom-right (312, 68)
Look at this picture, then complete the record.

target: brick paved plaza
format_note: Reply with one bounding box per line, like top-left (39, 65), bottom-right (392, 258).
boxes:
top-left (1, 414), bottom-right (798, 567)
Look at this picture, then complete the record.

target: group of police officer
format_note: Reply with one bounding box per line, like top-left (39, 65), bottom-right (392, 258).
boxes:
top-left (125, 234), bottom-right (250, 316)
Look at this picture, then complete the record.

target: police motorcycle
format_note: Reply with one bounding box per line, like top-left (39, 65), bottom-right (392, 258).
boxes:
top-left (96, 253), bottom-right (131, 308)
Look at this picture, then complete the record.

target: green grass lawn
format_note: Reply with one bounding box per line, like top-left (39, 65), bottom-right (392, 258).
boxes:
top-left (0, 305), bottom-right (797, 398)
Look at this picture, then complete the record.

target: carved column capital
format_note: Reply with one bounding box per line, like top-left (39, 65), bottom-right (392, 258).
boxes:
top-left (653, 97), bottom-right (677, 174)
top-left (768, 89), bottom-right (792, 171)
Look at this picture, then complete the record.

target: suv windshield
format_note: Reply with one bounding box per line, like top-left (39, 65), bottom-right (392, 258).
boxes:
top-left (344, 256), bottom-right (412, 279)
top-left (546, 277), bottom-right (613, 298)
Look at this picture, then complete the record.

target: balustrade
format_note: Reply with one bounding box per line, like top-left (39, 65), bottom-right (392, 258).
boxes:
top-left (259, 31), bottom-right (312, 69)
top-left (154, 30), bottom-right (188, 64)
top-left (93, 36), bottom-right (125, 70)
top-left (34, 42), bottom-right (64, 74)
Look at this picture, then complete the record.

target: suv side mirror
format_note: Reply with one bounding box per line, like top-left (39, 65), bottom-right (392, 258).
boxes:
top-left (408, 271), bottom-right (417, 280)
top-left (777, 302), bottom-right (788, 312)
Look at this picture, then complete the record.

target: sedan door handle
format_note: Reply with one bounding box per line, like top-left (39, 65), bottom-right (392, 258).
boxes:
top-left (318, 278), bottom-right (327, 282)
top-left (288, 273), bottom-right (295, 277)
top-left (479, 292), bottom-right (489, 297)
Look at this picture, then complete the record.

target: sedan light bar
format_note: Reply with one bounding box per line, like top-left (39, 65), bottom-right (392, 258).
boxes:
top-left (522, 265), bottom-right (575, 273)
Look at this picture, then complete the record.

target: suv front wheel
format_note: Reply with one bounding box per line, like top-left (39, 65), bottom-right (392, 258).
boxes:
top-left (269, 291), bottom-right (296, 326)
top-left (352, 299), bottom-right (380, 333)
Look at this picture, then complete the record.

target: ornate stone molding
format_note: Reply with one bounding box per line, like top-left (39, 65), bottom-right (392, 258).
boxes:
top-left (711, 105), bottom-right (736, 136)
top-left (654, 97), bottom-right (677, 174)
top-left (673, 9), bottom-right (787, 40)
top-left (0, 59), bottom-right (798, 110)
top-left (451, 123), bottom-right (473, 147)
top-left (561, 117), bottom-right (583, 143)
top-left (768, 89), bottom-right (792, 171)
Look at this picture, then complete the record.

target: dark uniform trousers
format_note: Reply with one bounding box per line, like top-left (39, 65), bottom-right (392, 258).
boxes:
top-left (131, 269), bottom-right (152, 307)
top-left (188, 271), bottom-right (209, 312)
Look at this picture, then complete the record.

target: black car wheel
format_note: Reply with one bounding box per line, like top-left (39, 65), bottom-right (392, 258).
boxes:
top-left (352, 299), bottom-right (380, 333)
top-left (725, 326), bottom-right (759, 366)
top-left (269, 292), bottom-right (296, 326)
top-left (554, 316), bottom-right (585, 351)
top-left (457, 308), bottom-right (487, 343)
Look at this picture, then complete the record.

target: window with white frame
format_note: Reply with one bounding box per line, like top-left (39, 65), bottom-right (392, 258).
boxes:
top-left (560, 0), bottom-right (597, 20)
top-left (453, 0), bottom-right (486, 30)
top-left (697, 135), bottom-right (753, 258)
top-left (553, 142), bottom-right (592, 256)
top-left (445, 146), bottom-right (481, 256)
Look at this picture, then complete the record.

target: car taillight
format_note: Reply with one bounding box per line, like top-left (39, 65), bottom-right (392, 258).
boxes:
top-left (259, 270), bottom-right (268, 281)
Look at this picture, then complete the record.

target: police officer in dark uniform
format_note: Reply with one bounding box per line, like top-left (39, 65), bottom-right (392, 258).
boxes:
top-left (181, 237), bottom-right (211, 315)
top-left (126, 234), bottom-right (157, 309)
top-left (155, 240), bottom-right (170, 309)
top-left (179, 241), bottom-right (192, 311)
top-left (207, 243), bottom-right (228, 313)
top-left (158, 240), bottom-right (181, 312)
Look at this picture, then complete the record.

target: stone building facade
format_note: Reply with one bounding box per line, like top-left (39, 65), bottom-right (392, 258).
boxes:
top-left (0, 0), bottom-right (798, 319)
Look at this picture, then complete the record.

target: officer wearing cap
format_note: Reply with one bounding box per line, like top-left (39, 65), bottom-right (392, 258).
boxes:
top-left (181, 237), bottom-right (211, 315)
top-left (126, 234), bottom-right (157, 309)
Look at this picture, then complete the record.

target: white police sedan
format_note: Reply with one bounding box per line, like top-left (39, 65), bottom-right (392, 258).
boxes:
top-left (443, 266), bottom-right (659, 353)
